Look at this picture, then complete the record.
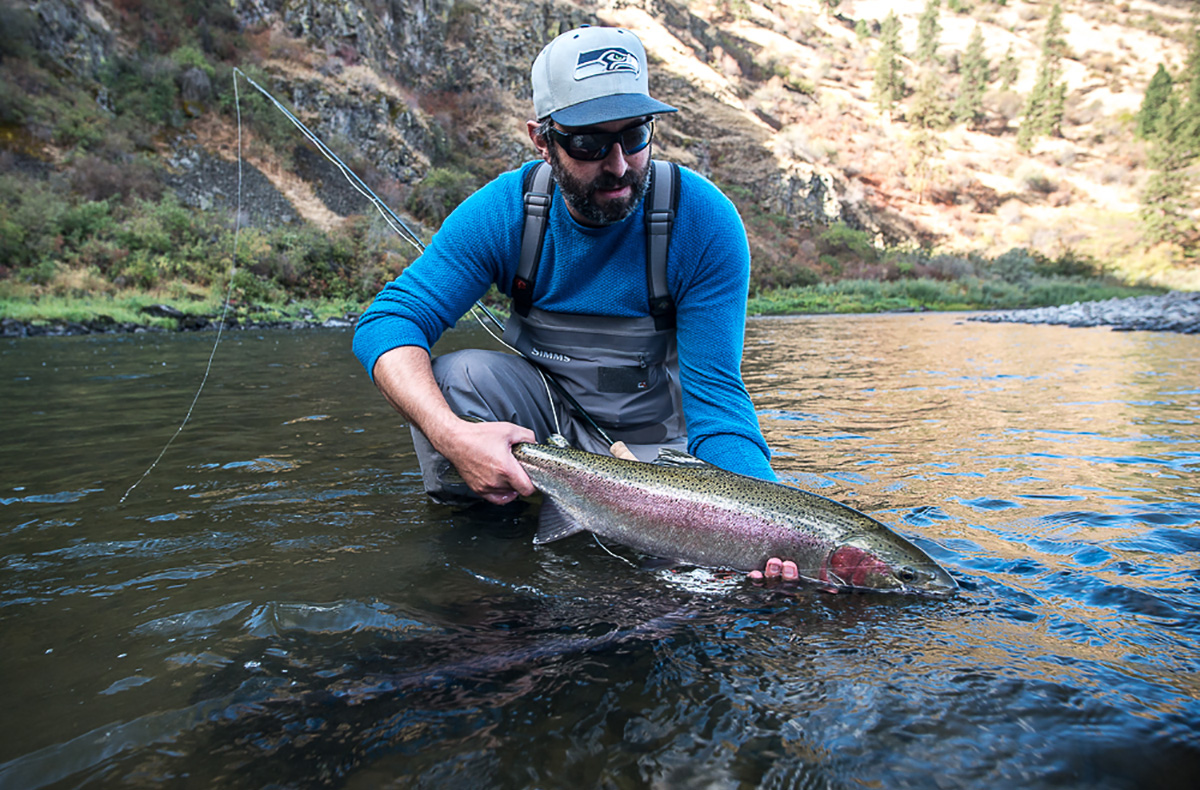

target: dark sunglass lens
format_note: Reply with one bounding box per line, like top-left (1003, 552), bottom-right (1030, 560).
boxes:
top-left (572, 134), bottom-right (609, 160)
top-left (621, 122), bottom-right (653, 154)
top-left (556, 131), bottom-right (606, 160)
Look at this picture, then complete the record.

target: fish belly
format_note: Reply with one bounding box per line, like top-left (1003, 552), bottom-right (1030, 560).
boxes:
top-left (540, 474), bottom-right (831, 572)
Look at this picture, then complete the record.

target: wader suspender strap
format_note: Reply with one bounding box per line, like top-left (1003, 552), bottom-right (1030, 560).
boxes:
top-left (645, 160), bottom-right (679, 331)
top-left (513, 160), bottom-right (680, 329)
top-left (512, 163), bottom-right (554, 318)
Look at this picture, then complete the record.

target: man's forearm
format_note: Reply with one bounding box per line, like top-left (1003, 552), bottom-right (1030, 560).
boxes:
top-left (371, 345), bottom-right (536, 502)
top-left (371, 345), bottom-right (459, 447)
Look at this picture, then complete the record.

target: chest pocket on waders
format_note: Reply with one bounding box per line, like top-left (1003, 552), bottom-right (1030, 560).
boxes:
top-left (505, 160), bottom-right (685, 445)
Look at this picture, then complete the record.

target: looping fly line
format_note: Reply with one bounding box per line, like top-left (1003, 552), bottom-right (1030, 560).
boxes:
top-left (121, 68), bottom-right (579, 504)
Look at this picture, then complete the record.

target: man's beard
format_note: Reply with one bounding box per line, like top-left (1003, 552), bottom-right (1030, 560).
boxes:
top-left (548, 145), bottom-right (651, 226)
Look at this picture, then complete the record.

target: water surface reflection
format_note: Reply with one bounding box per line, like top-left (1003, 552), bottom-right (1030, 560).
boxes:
top-left (1, 315), bottom-right (1197, 788)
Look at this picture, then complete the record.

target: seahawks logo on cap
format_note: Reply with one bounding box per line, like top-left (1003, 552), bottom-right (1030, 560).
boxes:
top-left (574, 47), bottom-right (640, 80)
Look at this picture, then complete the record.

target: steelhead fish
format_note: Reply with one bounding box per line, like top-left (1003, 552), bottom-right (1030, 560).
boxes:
top-left (513, 437), bottom-right (958, 597)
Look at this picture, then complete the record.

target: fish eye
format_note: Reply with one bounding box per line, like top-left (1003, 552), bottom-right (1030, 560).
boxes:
top-left (897, 567), bottom-right (918, 584)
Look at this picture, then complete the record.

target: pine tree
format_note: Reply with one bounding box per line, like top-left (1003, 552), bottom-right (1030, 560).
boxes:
top-left (907, 127), bottom-right (945, 205)
top-left (911, 66), bottom-right (951, 131)
top-left (1141, 96), bottom-right (1196, 244)
top-left (1182, 23), bottom-right (1200, 138)
top-left (1137, 65), bottom-right (1174, 140)
top-left (953, 25), bottom-right (990, 127)
top-left (1140, 22), bottom-right (1199, 245)
top-left (910, 0), bottom-right (948, 131)
top-left (1017, 2), bottom-right (1067, 151)
top-left (997, 45), bottom-right (1019, 90)
top-left (916, 0), bottom-right (943, 66)
top-left (874, 11), bottom-right (906, 115)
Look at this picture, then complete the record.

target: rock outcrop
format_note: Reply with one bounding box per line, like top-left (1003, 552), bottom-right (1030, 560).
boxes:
top-left (20, 0), bottom-right (853, 235)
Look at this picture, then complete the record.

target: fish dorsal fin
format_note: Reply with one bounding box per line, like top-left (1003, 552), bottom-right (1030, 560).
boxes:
top-left (532, 499), bottom-right (588, 544)
top-left (545, 434), bottom-right (570, 449)
top-left (652, 448), bottom-right (716, 469)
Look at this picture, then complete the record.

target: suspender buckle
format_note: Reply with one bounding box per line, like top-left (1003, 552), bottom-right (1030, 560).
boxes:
top-left (646, 209), bottom-right (674, 235)
top-left (525, 192), bottom-right (550, 217)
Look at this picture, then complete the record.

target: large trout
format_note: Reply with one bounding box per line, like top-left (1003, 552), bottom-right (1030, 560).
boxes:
top-left (513, 437), bottom-right (958, 597)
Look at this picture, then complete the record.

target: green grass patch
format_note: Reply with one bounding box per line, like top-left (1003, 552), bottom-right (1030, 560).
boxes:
top-left (0, 285), bottom-right (370, 328)
top-left (0, 291), bottom-right (211, 327)
top-left (748, 277), bottom-right (1164, 316)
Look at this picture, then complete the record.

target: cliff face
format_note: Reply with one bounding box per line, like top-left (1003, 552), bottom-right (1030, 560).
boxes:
top-left (9, 0), bottom-right (1194, 279)
top-left (15, 0), bottom-right (849, 236)
top-left (237, 0), bottom-right (849, 227)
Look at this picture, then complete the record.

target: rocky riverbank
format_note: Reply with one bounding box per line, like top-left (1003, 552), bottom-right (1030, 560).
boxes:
top-left (971, 291), bottom-right (1200, 334)
top-left (7, 292), bottom-right (1199, 338)
top-left (0, 305), bottom-right (358, 338)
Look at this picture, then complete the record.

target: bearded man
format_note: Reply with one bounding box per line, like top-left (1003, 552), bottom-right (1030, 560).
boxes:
top-left (354, 26), bottom-right (791, 578)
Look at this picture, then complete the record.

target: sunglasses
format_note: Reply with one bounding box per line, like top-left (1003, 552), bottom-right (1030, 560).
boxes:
top-left (548, 119), bottom-right (655, 161)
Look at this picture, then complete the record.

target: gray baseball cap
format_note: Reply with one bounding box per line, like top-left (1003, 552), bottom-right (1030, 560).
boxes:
top-left (532, 26), bottom-right (677, 127)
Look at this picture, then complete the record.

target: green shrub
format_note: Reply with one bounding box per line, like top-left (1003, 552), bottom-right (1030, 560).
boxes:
top-left (0, 3), bottom-right (35, 61)
top-left (52, 97), bottom-right (108, 150)
top-left (990, 247), bottom-right (1042, 284)
top-left (0, 175), bottom-right (69, 268)
top-left (903, 278), bottom-right (948, 305)
top-left (1040, 249), bottom-right (1099, 277)
top-left (406, 167), bottom-right (480, 226)
top-left (60, 200), bottom-right (115, 243)
top-left (817, 222), bottom-right (878, 261)
top-left (170, 44), bottom-right (216, 78)
top-left (0, 77), bottom-right (33, 124)
top-left (100, 55), bottom-right (181, 128)
top-left (230, 268), bottom-right (285, 304)
top-left (217, 65), bottom-right (302, 157)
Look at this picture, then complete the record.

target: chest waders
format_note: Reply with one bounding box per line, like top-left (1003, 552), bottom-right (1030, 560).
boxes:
top-left (502, 160), bottom-right (687, 449)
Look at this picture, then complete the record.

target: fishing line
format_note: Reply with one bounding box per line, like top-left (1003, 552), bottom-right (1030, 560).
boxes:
top-left (123, 67), bottom-right (623, 502)
top-left (592, 535), bottom-right (637, 567)
top-left (232, 67), bottom-right (570, 436)
top-left (241, 71), bottom-right (629, 445)
top-left (232, 68), bottom-right (424, 255)
top-left (119, 74), bottom-right (244, 505)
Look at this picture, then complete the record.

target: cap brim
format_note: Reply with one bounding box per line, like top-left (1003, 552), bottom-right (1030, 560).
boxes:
top-left (551, 94), bottom-right (678, 127)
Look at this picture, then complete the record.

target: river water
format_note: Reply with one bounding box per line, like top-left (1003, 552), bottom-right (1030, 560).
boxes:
top-left (1, 313), bottom-right (1197, 789)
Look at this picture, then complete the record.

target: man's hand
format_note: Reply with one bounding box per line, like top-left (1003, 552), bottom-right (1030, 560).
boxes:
top-left (748, 557), bottom-right (799, 583)
top-left (372, 347), bottom-right (537, 505)
top-left (436, 418), bottom-right (537, 505)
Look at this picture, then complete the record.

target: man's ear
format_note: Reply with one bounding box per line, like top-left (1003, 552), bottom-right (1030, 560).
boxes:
top-left (527, 120), bottom-right (552, 164)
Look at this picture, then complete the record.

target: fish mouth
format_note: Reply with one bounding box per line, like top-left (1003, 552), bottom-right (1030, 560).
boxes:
top-left (905, 574), bottom-right (959, 598)
top-left (890, 564), bottom-right (959, 598)
top-left (824, 575), bottom-right (959, 598)
top-left (824, 545), bottom-right (959, 598)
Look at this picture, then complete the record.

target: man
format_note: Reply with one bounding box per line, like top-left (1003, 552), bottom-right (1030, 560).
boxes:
top-left (354, 26), bottom-right (797, 581)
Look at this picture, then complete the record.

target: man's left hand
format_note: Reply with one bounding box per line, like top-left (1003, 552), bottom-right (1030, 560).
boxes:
top-left (748, 557), bottom-right (799, 583)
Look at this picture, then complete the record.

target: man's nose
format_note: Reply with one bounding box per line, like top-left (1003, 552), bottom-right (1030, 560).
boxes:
top-left (599, 143), bottom-right (628, 177)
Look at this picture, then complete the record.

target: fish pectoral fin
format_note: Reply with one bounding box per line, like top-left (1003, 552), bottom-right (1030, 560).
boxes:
top-left (532, 499), bottom-right (589, 544)
top-left (652, 448), bottom-right (716, 469)
top-left (796, 573), bottom-right (841, 594)
top-left (639, 555), bottom-right (684, 571)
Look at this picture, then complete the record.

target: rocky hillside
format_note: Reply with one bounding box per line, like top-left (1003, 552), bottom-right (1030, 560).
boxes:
top-left (4, 0), bottom-right (1198, 291)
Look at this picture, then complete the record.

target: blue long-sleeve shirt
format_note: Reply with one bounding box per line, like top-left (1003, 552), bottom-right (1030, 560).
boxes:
top-left (353, 161), bottom-right (775, 480)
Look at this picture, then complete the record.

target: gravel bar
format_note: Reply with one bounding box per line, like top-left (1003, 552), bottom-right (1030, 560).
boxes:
top-left (970, 291), bottom-right (1200, 334)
